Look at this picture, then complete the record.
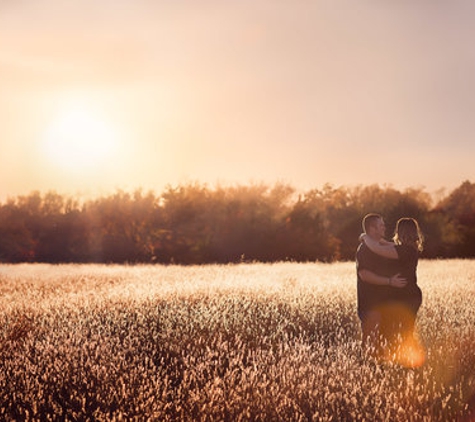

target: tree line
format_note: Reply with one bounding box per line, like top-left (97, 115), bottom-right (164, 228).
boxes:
top-left (1, 181), bottom-right (474, 264)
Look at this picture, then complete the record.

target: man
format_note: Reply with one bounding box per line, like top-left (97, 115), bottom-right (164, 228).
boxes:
top-left (356, 213), bottom-right (406, 353)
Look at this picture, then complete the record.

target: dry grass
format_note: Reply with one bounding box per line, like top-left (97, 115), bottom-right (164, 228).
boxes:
top-left (0, 260), bottom-right (474, 421)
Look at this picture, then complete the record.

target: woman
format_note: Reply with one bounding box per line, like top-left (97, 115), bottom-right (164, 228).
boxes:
top-left (361, 218), bottom-right (425, 366)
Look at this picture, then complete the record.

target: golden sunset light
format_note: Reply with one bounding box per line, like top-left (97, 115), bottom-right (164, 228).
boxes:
top-left (2, 3), bottom-right (475, 420)
top-left (1, 0), bottom-right (475, 198)
top-left (42, 99), bottom-right (120, 172)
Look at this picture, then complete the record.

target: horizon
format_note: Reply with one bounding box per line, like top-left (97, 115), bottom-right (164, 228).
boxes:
top-left (0, 178), bottom-right (468, 207)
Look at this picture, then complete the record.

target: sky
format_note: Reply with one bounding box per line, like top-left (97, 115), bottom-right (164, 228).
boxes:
top-left (1, 0), bottom-right (475, 200)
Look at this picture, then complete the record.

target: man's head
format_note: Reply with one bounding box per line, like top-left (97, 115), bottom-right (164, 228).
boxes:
top-left (362, 213), bottom-right (386, 240)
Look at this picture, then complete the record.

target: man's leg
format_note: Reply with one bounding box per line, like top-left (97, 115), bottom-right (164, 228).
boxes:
top-left (361, 309), bottom-right (383, 355)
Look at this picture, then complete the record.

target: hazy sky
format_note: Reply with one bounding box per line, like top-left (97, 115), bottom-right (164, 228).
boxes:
top-left (1, 0), bottom-right (475, 199)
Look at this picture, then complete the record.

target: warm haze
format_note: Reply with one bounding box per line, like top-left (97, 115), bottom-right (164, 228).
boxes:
top-left (1, 1), bottom-right (475, 200)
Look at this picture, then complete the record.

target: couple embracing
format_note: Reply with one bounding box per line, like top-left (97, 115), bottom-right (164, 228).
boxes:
top-left (356, 213), bottom-right (426, 367)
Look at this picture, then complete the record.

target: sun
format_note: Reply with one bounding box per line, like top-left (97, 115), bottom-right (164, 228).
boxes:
top-left (42, 100), bottom-right (119, 172)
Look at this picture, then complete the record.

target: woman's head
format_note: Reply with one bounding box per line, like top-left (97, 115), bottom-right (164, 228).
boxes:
top-left (393, 218), bottom-right (424, 251)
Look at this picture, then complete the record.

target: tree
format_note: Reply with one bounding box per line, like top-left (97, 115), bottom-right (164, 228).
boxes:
top-left (85, 190), bottom-right (160, 262)
top-left (0, 202), bottom-right (36, 262)
top-left (0, 181), bottom-right (474, 263)
top-left (434, 181), bottom-right (475, 257)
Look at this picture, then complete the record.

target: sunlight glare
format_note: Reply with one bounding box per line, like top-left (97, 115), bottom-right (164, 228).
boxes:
top-left (42, 101), bottom-right (119, 172)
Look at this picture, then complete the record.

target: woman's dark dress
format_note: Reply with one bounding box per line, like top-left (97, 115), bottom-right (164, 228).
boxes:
top-left (393, 244), bottom-right (422, 315)
top-left (379, 244), bottom-right (422, 343)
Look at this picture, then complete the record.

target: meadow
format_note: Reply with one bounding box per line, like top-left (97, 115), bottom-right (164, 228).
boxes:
top-left (0, 260), bottom-right (474, 421)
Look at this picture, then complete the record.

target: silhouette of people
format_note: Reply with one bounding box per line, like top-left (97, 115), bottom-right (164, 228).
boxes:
top-left (360, 217), bottom-right (425, 366)
top-left (356, 214), bottom-right (404, 352)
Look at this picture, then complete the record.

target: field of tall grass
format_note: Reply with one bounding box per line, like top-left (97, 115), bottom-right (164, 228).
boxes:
top-left (1, 260), bottom-right (474, 421)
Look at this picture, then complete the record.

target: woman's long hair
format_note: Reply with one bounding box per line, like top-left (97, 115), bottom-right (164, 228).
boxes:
top-left (393, 218), bottom-right (424, 252)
